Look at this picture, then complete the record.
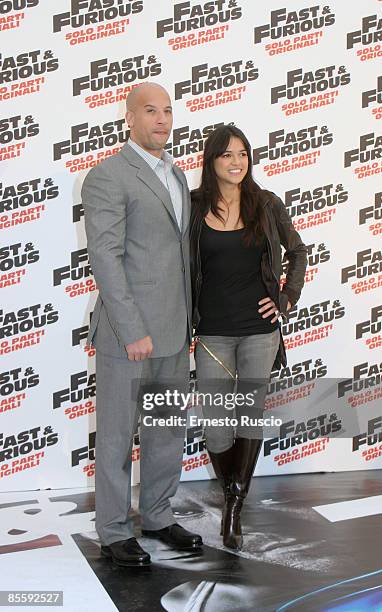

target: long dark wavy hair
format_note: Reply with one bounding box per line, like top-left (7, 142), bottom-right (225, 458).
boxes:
top-left (191, 125), bottom-right (266, 246)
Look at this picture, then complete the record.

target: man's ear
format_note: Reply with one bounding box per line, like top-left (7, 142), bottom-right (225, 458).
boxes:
top-left (126, 110), bottom-right (134, 128)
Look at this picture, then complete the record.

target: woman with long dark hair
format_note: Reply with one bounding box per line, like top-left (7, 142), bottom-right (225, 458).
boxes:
top-left (190, 125), bottom-right (307, 551)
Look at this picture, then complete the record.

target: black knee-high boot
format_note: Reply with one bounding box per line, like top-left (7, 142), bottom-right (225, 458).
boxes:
top-left (208, 445), bottom-right (235, 535)
top-left (223, 438), bottom-right (262, 550)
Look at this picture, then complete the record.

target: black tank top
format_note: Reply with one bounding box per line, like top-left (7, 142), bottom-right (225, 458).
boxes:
top-left (196, 221), bottom-right (279, 336)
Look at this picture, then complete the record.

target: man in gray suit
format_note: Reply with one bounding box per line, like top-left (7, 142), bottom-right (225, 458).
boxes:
top-left (81, 83), bottom-right (202, 567)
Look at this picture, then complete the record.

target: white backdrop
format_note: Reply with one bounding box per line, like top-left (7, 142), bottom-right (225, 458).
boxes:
top-left (1, 0), bottom-right (382, 491)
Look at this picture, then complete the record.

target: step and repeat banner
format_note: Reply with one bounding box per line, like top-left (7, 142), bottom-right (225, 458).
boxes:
top-left (1, 0), bottom-right (381, 491)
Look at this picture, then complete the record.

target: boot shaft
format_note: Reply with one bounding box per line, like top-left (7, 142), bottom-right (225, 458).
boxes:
top-left (231, 437), bottom-right (263, 498)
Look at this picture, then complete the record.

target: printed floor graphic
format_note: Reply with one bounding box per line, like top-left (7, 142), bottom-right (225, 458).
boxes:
top-left (1, 471), bottom-right (382, 611)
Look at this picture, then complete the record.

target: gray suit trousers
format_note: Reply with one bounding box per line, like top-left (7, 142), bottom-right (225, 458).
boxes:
top-left (95, 340), bottom-right (189, 545)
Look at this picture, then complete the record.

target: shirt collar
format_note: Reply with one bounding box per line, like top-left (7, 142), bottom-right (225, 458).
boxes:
top-left (128, 138), bottom-right (173, 170)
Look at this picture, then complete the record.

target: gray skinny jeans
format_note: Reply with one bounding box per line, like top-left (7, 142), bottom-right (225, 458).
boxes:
top-left (194, 329), bottom-right (280, 453)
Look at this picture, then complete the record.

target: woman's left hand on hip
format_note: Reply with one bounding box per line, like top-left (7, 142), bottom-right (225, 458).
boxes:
top-left (258, 296), bottom-right (281, 323)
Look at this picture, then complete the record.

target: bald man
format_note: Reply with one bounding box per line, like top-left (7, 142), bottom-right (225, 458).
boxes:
top-left (81, 83), bottom-right (202, 567)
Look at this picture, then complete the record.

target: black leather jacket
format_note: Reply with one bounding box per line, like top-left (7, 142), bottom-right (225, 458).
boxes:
top-left (189, 190), bottom-right (308, 369)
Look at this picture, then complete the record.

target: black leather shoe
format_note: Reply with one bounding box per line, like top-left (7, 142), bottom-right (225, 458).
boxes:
top-left (101, 537), bottom-right (151, 566)
top-left (141, 523), bottom-right (203, 550)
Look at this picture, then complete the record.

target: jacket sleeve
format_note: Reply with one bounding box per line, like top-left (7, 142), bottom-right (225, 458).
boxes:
top-left (273, 195), bottom-right (308, 315)
top-left (81, 163), bottom-right (148, 346)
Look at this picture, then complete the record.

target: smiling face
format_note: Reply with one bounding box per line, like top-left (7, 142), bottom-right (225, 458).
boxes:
top-left (213, 136), bottom-right (249, 188)
top-left (126, 84), bottom-right (173, 157)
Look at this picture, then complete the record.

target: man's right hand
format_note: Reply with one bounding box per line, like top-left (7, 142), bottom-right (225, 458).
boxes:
top-left (125, 336), bottom-right (153, 361)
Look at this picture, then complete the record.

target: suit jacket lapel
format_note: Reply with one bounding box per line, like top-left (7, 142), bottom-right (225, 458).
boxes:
top-left (137, 165), bottom-right (179, 229)
top-left (121, 143), bottom-right (179, 233)
top-left (172, 164), bottom-right (190, 236)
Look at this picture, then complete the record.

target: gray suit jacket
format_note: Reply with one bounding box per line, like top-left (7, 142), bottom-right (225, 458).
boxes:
top-left (81, 142), bottom-right (192, 358)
